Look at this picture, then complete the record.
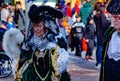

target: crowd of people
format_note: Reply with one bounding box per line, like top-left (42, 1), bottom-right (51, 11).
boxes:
top-left (0, 0), bottom-right (120, 81)
top-left (55, 0), bottom-right (111, 70)
top-left (0, 1), bottom-right (25, 31)
top-left (0, 1), bottom-right (25, 51)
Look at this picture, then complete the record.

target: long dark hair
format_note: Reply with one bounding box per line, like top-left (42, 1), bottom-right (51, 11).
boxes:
top-left (97, 4), bottom-right (105, 13)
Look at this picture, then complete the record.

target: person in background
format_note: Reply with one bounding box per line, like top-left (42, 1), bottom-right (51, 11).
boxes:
top-left (14, 1), bottom-right (25, 31)
top-left (0, 20), bottom-right (6, 30)
top-left (1, 3), bottom-right (10, 22)
top-left (70, 15), bottom-right (85, 56)
top-left (0, 20), bottom-right (6, 39)
top-left (99, 0), bottom-right (120, 81)
top-left (58, 18), bottom-right (67, 43)
top-left (6, 15), bottom-right (15, 30)
top-left (94, 4), bottom-right (110, 69)
top-left (7, 3), bottom-right (14, 16)
top-left (0, 20), bottom-right (6, 51)
top-left (55, 3), bottom-right (67, 44)
top-left (72, 0), bottom-right (81, 16)
top-left (84, 15), bottom-right (95, 60)
top-left (72, 0), bottom-right (82, 23)
top-left (61, 16), bottom-right (71, 47)
top-left (55, 3), bottom-right (60, 9)
top-left (79, 0), bottom-right (93, 25)
top-left (66, 2), bottom-right (72, 18)
top-left (60, 0), bottom-right (67, 17)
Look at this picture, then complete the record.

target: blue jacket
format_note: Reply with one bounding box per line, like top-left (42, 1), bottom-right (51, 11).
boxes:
top-left (6, 22), bottom-right (15, 30)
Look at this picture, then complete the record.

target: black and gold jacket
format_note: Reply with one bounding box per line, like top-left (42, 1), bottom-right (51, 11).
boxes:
top-left (99, 27), bottom-right (116, 81)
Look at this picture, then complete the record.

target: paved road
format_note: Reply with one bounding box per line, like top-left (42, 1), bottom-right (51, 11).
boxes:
top-left (0, 48), bottom-right (99, 81)
top-left (67, 49), bottom-right (99, 81)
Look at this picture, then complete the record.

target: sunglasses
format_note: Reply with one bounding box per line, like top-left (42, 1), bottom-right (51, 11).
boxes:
top-left (112, 15), bottom-right (120, 20)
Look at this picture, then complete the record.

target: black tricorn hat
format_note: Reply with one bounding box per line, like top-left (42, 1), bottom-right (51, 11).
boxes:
top-left (107, 0), bottom-right (120, 15)
top-left (28, 5), bottom-right (63, 23)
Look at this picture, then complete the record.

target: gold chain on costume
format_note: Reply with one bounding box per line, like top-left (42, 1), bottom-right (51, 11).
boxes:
top-left (101, 42), bottom-right (108, 81)
top-left (35, 50), bottom-right (47, 58)
top-left (100, 29), bottom-right (115, 81)
top-left (33, 49), bottom-right (52, 81)
top-left (34, 63), bottom-right (50, 81)
top-left (15, 56), bottom-right (21, 81)
top-left (15, 46), bottom-right (60, 81)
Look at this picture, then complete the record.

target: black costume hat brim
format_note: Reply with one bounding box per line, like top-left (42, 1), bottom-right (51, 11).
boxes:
top-left (28, 5), bottom-right (63, 23)
top-left (107, 0), bottom-right (120, 15)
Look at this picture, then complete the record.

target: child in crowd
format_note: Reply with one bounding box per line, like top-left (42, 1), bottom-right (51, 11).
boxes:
top-left (6, 15), bottom-right (15, 30)
top-left (70, 15), bottom-right (85, 56)
top-left (84, 16), bottom-right (95, 60)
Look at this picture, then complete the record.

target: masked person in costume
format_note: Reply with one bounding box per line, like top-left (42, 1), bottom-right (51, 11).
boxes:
top-left (2, 5), bottom-right (70, 81)
top-left (99, 0), bottom-right (120, 81)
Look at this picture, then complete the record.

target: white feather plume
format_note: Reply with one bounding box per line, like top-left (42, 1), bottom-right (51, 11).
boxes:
top-left (2, 28), bottom-right (24, 59)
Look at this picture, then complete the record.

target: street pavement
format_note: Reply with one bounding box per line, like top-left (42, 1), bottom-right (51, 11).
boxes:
top-left (67, 48), bottom-right (100, 81)
top-left (0, 48), bottom-right (100, 81)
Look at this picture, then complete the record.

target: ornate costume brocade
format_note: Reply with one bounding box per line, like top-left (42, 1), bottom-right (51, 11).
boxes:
top-left (15, 44), bottom-right (70, 81)
top-left (99, 27), bottom-right (116, 81)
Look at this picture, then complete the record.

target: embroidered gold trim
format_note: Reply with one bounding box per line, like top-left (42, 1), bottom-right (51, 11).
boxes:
top-left (51, 45), bottom-right (60, 77)
top-left (101, 29), bottom-right (115, 81)
top-left (35, 50), bottom-right (47, 58)
top-left (34, 63), bottom-right (50, 81)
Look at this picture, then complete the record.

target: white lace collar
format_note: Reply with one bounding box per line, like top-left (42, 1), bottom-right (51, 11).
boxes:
top-left (29, 35), bottom-right (56, 51)
top-left (108, 31), bottom-right (120, 61)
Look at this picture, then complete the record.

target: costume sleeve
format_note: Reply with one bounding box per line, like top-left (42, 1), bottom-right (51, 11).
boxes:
top-left (15, 49), bottom-right (29, 80)
top-left (57, 48), bottom-right (69, 74)
top-left (15, 46), bottom-right (33, 81)
top-left (51, 46), bottom-right (69, 77)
